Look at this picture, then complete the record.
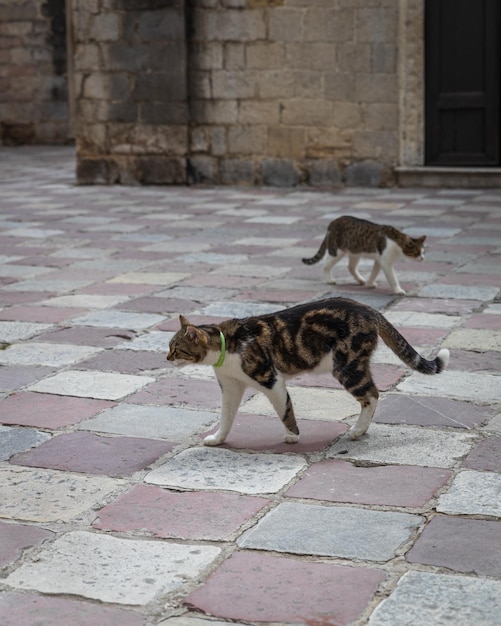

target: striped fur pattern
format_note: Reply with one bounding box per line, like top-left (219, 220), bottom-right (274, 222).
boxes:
top-left (167, 298), bottom-right (449, 445)
top-left (302, 215), bottom-right (426, 295)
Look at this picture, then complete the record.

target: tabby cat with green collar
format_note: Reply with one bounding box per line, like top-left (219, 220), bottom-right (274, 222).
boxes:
top-left (302, 215), bottom-right (426, 295)
top-left (167, 298), bottom-right (449, 445)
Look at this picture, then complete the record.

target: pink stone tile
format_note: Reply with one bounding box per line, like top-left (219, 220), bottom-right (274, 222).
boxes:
top-left (93, 484), bottom-right (269, 540)
top-left (463, 313), bottom-right (501, 330)
top-left (0, 366), bottom-right (55, 393)
top-left (35, 326), bottom-right (136, 347)
top-left (462, 437), bottom-right (501, 472)
top-left (81, 282), bottom-right (157, 296)
top-left (78, 350), bottom-right (168, 375)
top-left (10, 432), bottom-right (174, 477)
top-left (436, 273), bottom-right (501, 287)
top-left (120, 296), bottom-right (199, 314)
top-left (204, 413), bottom-right (347, 452)
top-left (185, 551), bottom-right (386, 625)
top-left (376, 394), bottom-right (490, 429)
top-left (286, 460), bottom-right (452, 507)
top-left (0, 392), bottom-right (115, 428)
top-left (236, 289), bottom-right (318, 303)
top-left (0, 291), bottom-right (55, 305)
top-left (158, 315), bottom-right (225, 331)
top-left (0, 521), bottom-right (54, 567)
top-left (128, 377), bottom-right (246, 410)
top-left (0, 306), bottom-right (84, 323)
top-left (0, 592), bottom-right (146, 626)
top-left (184, 274), bottom-right (261, 288)
top-left (396, 326), bottom-right (448, 346)
top-left (406, 516), bottom-right (501, 577)
top-left (447, 349), bottom-right (501, 373)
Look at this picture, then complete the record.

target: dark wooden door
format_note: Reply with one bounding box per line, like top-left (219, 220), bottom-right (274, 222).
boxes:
top-left (425, 0), bottom-right (501, 166)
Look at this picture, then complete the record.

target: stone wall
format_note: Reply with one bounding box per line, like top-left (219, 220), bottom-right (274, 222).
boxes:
top-left (0, 0), bottom-right (69, 145)
top-left (74, 0), bottom-right (189, 184)
top-left (73, 0), bottom-right (402, 186)
top-left (187, 0), bottom-right (399, 187)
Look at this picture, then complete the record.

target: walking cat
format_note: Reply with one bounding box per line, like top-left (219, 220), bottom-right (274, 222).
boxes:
top-left (302, 215), bottom-right (426, 295)
top-left (167, 298), bottom-right (449, 445)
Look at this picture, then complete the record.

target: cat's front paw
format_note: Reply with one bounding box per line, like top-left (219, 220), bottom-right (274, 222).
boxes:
top-left (393, 288), bottom-right (406, 295)
top-left (366, 281), bottom-right (377, 289)
top-left (348, 425), bottom-right (367, 440)
top-left (203, 433), bottom-right (224, 446)
top-left (284, 432), bottom-right (299, 444)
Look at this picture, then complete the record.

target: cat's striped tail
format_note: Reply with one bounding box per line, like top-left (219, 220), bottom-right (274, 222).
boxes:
top-left (377, 312), bottom-right (450, 375)
top-left (302, 235), bottom-right (328, 265)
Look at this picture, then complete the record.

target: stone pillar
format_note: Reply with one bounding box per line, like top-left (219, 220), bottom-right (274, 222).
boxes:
top-left (74, 0), bottom-right (188, 184)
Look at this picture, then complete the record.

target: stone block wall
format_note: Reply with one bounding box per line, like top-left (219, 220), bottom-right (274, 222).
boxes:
top-left (74, 0), bottom-right (189, 184)
top-left (186, 0), bottom-right (399, 187)
top-left (0, 0), bottom-right (69, 145)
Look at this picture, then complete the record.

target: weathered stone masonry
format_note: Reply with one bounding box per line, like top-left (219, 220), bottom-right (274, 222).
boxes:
top-left (74, 0), bottom-right (402, 186)
top-left (0, 0), bottom-right (69, 145)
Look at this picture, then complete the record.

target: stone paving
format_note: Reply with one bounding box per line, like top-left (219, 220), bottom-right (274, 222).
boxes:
top-left (0, 146), bottom-right (500, 626)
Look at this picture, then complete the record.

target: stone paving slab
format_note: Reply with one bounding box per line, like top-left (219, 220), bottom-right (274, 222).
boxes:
top-left (0, 425), bottom-right (50, 461)
top-left (27, 370), bottom-right (155, 400)
top-left (0, 466), bottom-right (124, 522)
top-left (93, 484), bottom-right (269, 540)
top-left (437, 470), bottom-right (501, 517)
top-left (328, 423), bottom-right (476, 467)
top-left (0, 342), bottom-right (102, 366)
top-left (0, 321), bottom-right (53, 342)
top-left (462, 436), bottom-right (501, 471)
top-left (0, 521), bottom-right (54, 568)
top-left (11, 431), bottom-right (174, 477)
top-left (368, 571), bottom-right (501, 626)
top-left (397, 370), bottom-right (501, 404)
top-left (0, 392), bottom-right (113, 429)
top-left (238, 501), bottom-right (423, 561)
top-left (406, 515), bottom-right (501, 577)
top-left (287, 460), bottom-right (452, 507)
top-left (5, 531), bottom-right (221, 606)
top-left (145, 447), bottom-right (306, 494)
top-left (186, 551), bottom-right (386, 626)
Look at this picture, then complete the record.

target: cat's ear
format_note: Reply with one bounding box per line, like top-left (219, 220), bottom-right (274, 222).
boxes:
top-left (419, 235), bottom-right (427, 243)
top-left (179, 315), bottom-right (190, 328)
top-left (179, 316), bottom-right (207, 345)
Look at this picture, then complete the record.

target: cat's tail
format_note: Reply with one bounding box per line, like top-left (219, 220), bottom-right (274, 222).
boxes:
top-left (302, 235), bottom-right (328, 265)
top-left (377, 312), bottom-right (450, 375)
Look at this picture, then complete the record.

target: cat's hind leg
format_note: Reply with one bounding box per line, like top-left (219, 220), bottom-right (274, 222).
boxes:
top-left (365, 260), bottom-right (381, 289)
top-left (262, 380), bottom-right (299, 443)
top-left (347, 255), bottom-right (366, 285)
top-left (334, 356), bottom-right (379, 439)
top-left (204, 376), bottom-right (245, 445)
top-left (323, 251), bottom-right (345, 285)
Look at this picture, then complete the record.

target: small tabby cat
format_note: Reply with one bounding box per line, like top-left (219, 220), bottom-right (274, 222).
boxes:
top-left (302, 215), bottom-right (426, 295)
top-left (167, 298), bottom-right (449, 445)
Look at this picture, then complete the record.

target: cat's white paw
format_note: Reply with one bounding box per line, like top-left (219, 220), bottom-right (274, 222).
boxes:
top-left (326, 278), bottom-right (337, 285)
top-left (394, 288), bottom-right (406, 295)
top-left (284, 432), bottom-right (299, 444)
top-left (348, 425), bottom-right (367, 440)
top-left (356, 278), bottom-right (366, 285)
top-left (366, 281), bottom-right (377, 289)
top-left (203, 433), bottom-right (224, 446)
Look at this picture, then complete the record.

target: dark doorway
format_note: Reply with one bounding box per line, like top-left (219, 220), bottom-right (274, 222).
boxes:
top-left (425, 0), bottom-right (501, 166)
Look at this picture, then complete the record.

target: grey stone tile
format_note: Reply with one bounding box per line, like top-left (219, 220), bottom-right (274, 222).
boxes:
top-left (5, 531), bottom-right (221, 605)
top-left (0, 343), bottom-right (102, 367)
top-left (145, 447), bottom-right (306, 495)
top-left (79, 404), bottom-right (218, 441)
top-left (443, 328), bottom-right (501, 351)
top-left (156, 286), bottom-right (239, 302)
top-left (0, 321), bottom-right (53, 342)
top-left (397, 370), bottom-right (501, 404)
top-left (384, 311), bottom-right (461, 329)
top-left (0, 425), bottom-right (50, 461)
top-left (368, 571), bottom-right (501, 626)
top-left (328, 424), bottom-right (476, 468)
top-left (7, 280), bottom-right (94, 293)
top-left (114, 330), bottom-right (173, 352)
top-left (39, 294), bottom-right (131, 308)
top-left (437, 470), bottom-right (501, 517)
top-left (418, 284), bottom-right (499, 300)
top-left (28, 370), bottom-right (155, 401)
top-left (178, 252), bottom-right (249, 264)
top-left (238, 502), bottom-right (422, 562)
top-left (0, 466), bottom-right (124, 522)
top-left (483, 412), bottom-right (501, 434)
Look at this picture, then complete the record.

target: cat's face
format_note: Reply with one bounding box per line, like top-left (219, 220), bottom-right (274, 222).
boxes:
top-left (167, 316), bottom-right (208, 366)
top-left (402, 235), bottom-right (426, 261)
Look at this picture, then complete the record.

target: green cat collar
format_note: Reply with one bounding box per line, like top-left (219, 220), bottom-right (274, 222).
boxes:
top-left (213, 330), bottom-right (226, 367)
